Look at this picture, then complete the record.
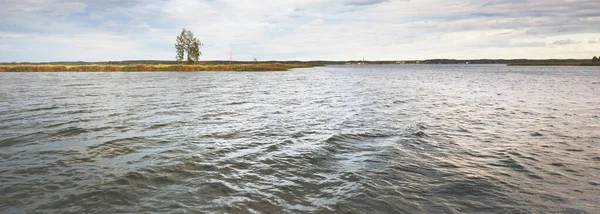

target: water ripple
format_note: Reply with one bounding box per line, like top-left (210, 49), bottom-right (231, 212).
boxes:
top-left (1, 65), bottom-right (599, 213)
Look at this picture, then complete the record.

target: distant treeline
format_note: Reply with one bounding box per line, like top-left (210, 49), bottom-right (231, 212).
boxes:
top-left (390, 59), bottom-right (592, 65)
top-left (0, 63), bottom-right (319, 72)
top-left (347, 59), bottom-right (599, 66)
top-left (428, 59), bottom-right (587, 65)
top-left (507, 58), bottom-right (600, 66)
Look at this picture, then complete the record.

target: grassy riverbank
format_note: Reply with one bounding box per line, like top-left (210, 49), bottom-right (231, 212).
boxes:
top-left (0, 63), bottom-right (319, 72)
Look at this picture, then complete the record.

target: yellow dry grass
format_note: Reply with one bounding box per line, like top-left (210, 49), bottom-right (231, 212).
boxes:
top-left (0, 63), bottom-right (318, 72)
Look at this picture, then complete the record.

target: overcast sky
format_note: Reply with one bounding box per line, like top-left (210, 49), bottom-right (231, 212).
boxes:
top-left (1, 0), bottom-right (599, 62)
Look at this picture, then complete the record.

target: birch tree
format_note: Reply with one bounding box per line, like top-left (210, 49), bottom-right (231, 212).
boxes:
top-left (175, 28), bottom-right (202, 64)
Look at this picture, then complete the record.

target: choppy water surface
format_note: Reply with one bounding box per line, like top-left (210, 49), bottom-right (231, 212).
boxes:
top-left (1, 65), bottom-right (599, 213)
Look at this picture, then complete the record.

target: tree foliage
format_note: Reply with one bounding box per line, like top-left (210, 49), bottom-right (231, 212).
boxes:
top-left (593, 56), bottom-right (599, 62)
top-left (175, 28), bottom-right (202, 64)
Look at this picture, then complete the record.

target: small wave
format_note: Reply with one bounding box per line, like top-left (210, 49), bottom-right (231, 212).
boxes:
top-left (489, 156), bottom-right (531, 173)
top-left (196, 181), bottom-right (237, 196)
top-left (457, 127), bottom-right (471, 133)
top-left (413, 131), bottom-right (428, 138)
top-left (432, 176), bottom-right (500, 196)
top-left (49, 127), bottom-right (89, 138)
top-left (198, 132), bottom-right (243, 139)
top-left (55, 157), bottom-right (94, 166)
top-left (62, 83), bottom-right (95, 87)
top-left (87, 137), bottom-right (144, 158)
top-left (325, 133), bottom-right (392, 143)
top-left (43, 119), bottom-right (92, 128)
top-left (147, 123), bottom-right (170, 130)
top-left (530, 132), bottom-right (544, 137)
top-left (63, 109), bottom-right (94, 115)
top-left (111, 171), bottom-right (176, 187)
top-left (36, 188), bottom-right (137, 212)
top-left (0, 131), bottom-right (47, 148)
top-left (199, 111), bottom-right (237, 119)
top-left (224, 101), bottom-right (250, 106)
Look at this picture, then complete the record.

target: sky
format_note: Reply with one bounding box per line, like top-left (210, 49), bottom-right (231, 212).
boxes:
top-left (1, 0), bottom-right (599, 62)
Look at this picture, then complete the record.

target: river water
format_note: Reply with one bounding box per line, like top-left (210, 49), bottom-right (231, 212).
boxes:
top-left (1, 65), bottom-right (599, 213)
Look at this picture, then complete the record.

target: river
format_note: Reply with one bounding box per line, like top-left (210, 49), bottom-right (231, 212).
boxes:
top-left (1, 65), bottom-right (599, 213)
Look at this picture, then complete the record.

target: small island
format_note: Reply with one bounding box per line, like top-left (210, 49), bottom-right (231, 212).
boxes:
top-left (0, 29), bottom-right (321, 72)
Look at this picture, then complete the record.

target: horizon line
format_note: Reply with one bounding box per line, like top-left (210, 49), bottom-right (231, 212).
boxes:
top-left (0, 58), bottom-right (595, 64)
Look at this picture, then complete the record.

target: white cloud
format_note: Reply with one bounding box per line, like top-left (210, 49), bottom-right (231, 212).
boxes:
top-left (1, 0), bottom-right (87, 17)
top-left (1, 0), bottom-right (600, 62)
top-left (344, 0), bottom-right (391, 6)
top-left (552, 39), bottom-right (581, 46)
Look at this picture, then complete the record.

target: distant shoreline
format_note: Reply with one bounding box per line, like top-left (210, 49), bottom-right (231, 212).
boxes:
top-left (1, 60), bottom-right (598, 72)
top-left (508, 62), bottom-right (600, 66)
top-left (0, 63), bottom-right (320, 72)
